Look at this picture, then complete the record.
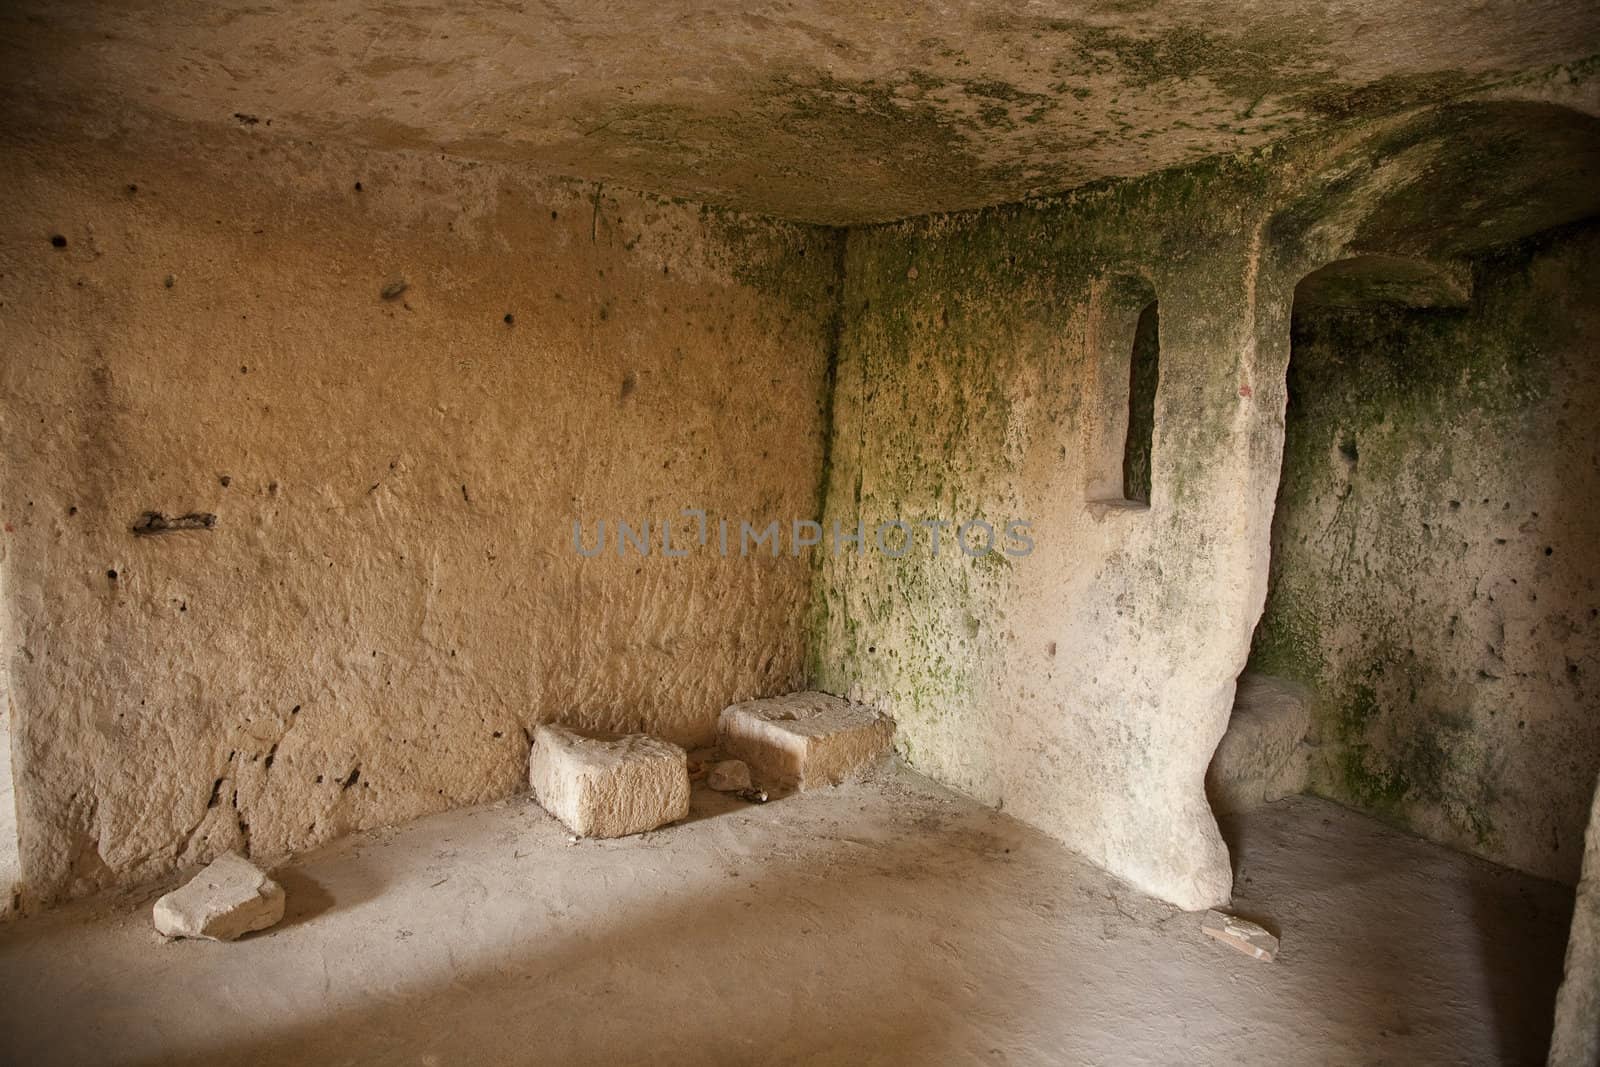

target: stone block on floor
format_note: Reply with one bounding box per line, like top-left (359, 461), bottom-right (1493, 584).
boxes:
top-left (1206, 672), bottom-right (1313, 814)
top-left (152, 852), bottom-right (286, 942)
top-left (717, 691), bottom-right (894, 790)
top-left (529, 724), bottom-right (690, 838)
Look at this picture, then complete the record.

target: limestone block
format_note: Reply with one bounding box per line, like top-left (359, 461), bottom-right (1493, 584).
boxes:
top-left (529, 725), bottom-right (689, 838)
top-left (706, 760), bottom-right (751, 792)
top-left (1202, 910), bottom-right (1278, 962)
top-left (718, 691), bottom-right (894, 790)
top-left (152, 853), bottom-right (285, 941)
top-left (1206, 673), bottom-right (1313, 814)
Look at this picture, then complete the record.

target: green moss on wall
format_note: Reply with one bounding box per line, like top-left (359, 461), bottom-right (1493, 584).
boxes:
top-left (1249, 222), bottom-right (1600, 871)
top-left (808, 95), bottom-right (1600, 887)
top-left (806, 148), bottom-right (1283, 794)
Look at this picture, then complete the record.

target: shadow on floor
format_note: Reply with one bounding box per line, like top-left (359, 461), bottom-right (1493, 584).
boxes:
top-left (1218, 795), bottom-right (1573, 1064)
top-left (0, 782), bottom-right (1577, 1066)
top-left (132, 806), bottom-right (1016, 1066)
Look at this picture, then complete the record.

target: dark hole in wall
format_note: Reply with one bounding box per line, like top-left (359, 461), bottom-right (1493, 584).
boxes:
top-left (1122, 301), bottom-right (1160, 505)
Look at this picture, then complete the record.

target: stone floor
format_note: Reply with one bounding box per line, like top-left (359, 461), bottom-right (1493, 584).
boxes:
top-left (0, 765), bottom-right (1575, 1065)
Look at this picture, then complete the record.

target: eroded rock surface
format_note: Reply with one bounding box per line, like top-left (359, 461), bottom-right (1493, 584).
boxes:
top-left (0, 124), bottom-right (832, 904)
top-left (3, 0), bottom-right (1595, 223)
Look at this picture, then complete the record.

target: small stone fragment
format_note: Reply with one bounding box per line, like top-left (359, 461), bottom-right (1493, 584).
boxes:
top-left (1202, 909), bottom-right (1278, 962)
top-left (736, 788), bottom-right (769, 804)
top-left (706, 759), bottom-right (751, 792)
top-left (529, 723), bottom-right (690, 838)
top-left (380, 278), bottom-right (408, 300)
top-left (152, 853), bottom-right (285, 942)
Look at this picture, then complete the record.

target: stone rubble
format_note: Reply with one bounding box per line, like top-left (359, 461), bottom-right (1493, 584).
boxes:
top-left (706, 760), bottom-right (752, 792)
top-left (1201, 910), bottom-right (1279, 962)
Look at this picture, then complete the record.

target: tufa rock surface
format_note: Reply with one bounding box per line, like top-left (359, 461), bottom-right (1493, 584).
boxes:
top-left (6, 0), bottom-right (1594, 224)
top-left (0, 130), bottom-right (833, 905)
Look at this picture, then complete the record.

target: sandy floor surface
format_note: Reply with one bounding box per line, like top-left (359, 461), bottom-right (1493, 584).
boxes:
top-left (0, 764), bottom-right (1574, 1065)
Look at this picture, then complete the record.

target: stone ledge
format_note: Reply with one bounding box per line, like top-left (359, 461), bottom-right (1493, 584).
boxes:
top-left (1207, 673), bottom-right (1313, 815)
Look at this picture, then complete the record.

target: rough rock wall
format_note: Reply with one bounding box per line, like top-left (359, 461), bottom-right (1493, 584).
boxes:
top-left (1250, 224), bottom-right (1600, 884)
top-left (0, 119), bottom-right (839, 904)
top-left (810, 86), bottom-right (1600, 910)
top-left (0, 698), bottom-right (15, 915)
top-left (811, 158), bottom-right (1291, 910)
top-left (1551, 775), bottom-right (1600, 1066)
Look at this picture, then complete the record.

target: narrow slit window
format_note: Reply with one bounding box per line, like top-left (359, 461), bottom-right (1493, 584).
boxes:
top-left (1121, 301), bottom-right (1159, 505)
